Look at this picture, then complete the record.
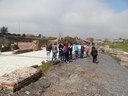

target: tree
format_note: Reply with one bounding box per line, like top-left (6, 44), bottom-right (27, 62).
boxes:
top-left (22, 33), bottom-right (26, 37)
top-left (64, 36), bottom-right (77, 44)
top-left (104, 38), bottom-right (110, 43)
top-left (0, 26), bottom-right (8, 35)
top-left (38, 34), bottom-right (41, 38)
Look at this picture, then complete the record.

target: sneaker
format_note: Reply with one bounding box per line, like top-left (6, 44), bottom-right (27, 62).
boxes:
top-left (67, 61), bottom-right (69, 63)
top-left (96, 61), bottom-right (99, 64)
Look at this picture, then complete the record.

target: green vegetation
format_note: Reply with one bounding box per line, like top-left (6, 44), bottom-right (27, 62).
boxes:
top-left (39, 61), bottom-right (51, 73)
top-left (109, 53), bottom-right (120, 63)
top-left (109, 43), bottom-right (128, 52)
top-left (46, 37), bottom-right (57, 40)
top-left (0, 26), bottom-right (8, 35)
top-left (64, 36), bottom-right (77, 44)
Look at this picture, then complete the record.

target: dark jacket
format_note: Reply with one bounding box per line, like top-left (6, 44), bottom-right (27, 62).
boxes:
top-left (91, 47), bottom-right (98, 56)
top-left (46, 44), bottom-right (52, 51)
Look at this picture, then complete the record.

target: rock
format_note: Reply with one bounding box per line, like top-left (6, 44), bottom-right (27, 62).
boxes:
top-left (13, 49), bottom-right (33, 54)
top-left (0, 67), bottom-right (42, 92)
top-left (50, 60), bottom-right (60, 65)
top-left (31, 40), bottom-right (41, 51)
top-left (25, 91), bottom-right (30, 95)
top-left (120, 56), bottom-right (128, 66)
top-left (31, 65), bottom-right (38, 68)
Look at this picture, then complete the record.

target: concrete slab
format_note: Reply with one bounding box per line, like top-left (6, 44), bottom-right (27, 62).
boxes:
top-left (0, 48), bottom-right (52, 76)
top-left (0, 45), bottom-right (81, 77)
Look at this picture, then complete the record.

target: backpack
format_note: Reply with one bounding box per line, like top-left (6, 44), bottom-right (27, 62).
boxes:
top-left (81, 46), bottom-right (84, 52)
top-left (63, 46), bottom-right (67, 53)
top-left (92, 48), bottom-right (98, 56)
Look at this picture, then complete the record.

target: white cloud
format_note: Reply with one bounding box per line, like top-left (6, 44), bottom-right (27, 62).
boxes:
top-left (0, 0), bottom-right (128, 40)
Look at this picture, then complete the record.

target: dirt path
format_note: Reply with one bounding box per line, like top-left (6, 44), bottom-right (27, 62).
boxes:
top-left (42, 53), bottom-right (128, 96)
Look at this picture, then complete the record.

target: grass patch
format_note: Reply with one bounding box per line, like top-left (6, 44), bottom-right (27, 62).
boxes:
top-left (39, 61), bottom-right (51, 73)
top-left (109, 53), bottom-right (120, 63)
top-left (109, 43), bottom-right (128, 52)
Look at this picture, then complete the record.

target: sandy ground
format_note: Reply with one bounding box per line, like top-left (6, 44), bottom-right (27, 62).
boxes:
top-left (0, 48), bottom-right (53, 76)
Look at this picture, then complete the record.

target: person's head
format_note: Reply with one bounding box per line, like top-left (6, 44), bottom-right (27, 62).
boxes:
top-left (92, 43), bottom-right (95, 46)
top-left (68, 43), bottom-right (71, 46)
top-left (54, 42), bottom-right (57, 45)
top-left (50, 43), bottom-right (52, 46)
top-left (63, 43), bottom-right (66, 46)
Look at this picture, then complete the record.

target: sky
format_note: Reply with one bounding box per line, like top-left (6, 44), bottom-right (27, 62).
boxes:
top-left (0, 0), bottom-right (128, 40)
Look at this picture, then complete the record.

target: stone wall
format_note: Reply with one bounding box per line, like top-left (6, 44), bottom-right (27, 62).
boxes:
top-left (31, 40), bottom-right (41, 51)
top-left (17, 42), bottom-right (32, 50)
top-left (0, 67), bottom-right (42, 92)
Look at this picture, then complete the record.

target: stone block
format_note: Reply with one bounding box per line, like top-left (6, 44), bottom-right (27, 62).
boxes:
top-left (48, 60), bottom-right (60, 65)
top-left (31, 40), bottom-right (41, 51)
top-left (13, 49), bottom-right (33, 54)
top-left (120, 57), bottom-right (128, 66)
top-left (0, 67), bottom-right (42, 92)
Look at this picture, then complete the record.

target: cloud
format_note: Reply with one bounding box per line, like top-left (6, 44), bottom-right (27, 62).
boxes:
top-left (0, 0), bottom-right (128, 40)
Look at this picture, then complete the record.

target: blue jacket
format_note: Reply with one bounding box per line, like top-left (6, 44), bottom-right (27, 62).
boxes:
top-left (74, 44), bottom-right (79, 51)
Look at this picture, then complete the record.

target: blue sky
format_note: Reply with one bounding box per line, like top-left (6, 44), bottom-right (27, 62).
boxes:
top-left (103, 0), bottom-right (128, 12)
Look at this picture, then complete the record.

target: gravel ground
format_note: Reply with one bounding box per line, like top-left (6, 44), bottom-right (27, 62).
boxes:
top-left (42, 53), bottom-right (128, 96)
top-left (0, 53), bottom-right (128, 96)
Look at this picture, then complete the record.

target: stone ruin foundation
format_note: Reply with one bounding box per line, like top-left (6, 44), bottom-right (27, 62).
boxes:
top-left (0, 67), bottom-right (42, 92)
top-left (99, 45), bottom-right (128, 67)
top-left (120, 57), bottom-right (128, 67)
top-left (31, 40), bottom-right (42, 51)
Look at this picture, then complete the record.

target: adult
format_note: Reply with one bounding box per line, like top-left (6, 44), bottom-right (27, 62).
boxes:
top-left (74, 43), bottom-right (79, 60)
top-left (91, 45), bottom-right (99, 64)
top-left (66, 43), bottom-right (70, 63)
top-left (58, 43), bottom-right (63, 61)
top-left (85, 44), bottom-right (90, 57)
top-left (69, 43), bottom-right (73, 60)
top-left (62, 43), bottom-right (68, 63)
top-left (52, 42), bottom-right (58, 61)
top-left (80, 44), bottom-right (85, 58)
top-left (46, 43), bottom-right (52, 61)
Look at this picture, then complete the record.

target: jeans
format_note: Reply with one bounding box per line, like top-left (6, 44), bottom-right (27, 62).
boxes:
top-left (93, 55), bottom-right (98, 63)
top-left (59, 51), bottom-right (63, 61)
top-left (52, 52), bottom-right (57, 61)
top-left (75, 51), bottom-right (78, 60)
top-left (69, 51), bottom-right (72, 59)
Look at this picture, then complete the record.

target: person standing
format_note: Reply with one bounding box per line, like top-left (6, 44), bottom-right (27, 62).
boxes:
top-left (80, 44), bottom-right (85, 58)
top-left (69, 43), bottom-right (73, 60)
top-left (58, 43), bottom-right (63, 61)
top-left (46, 43), bottom-right (52, 61)
top-left (52, 42), bottom-right (58, 61)
top-left (85, 44), bottom-right (90, 57)
top-left (74, 43), bottom-right (79, 60)
top-left (66, 43), bottom-right (70, 63)
top-left (63, 43), bottom-right (67, 63)
top-left (91, 45), bottom-right (99, 64)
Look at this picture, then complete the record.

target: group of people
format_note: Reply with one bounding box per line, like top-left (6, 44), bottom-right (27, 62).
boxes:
top-left (46, 42), bottom-right (99, 64)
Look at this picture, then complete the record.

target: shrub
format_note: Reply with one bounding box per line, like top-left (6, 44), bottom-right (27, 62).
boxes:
top-left (39, 61), bottom-right (51, 73)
